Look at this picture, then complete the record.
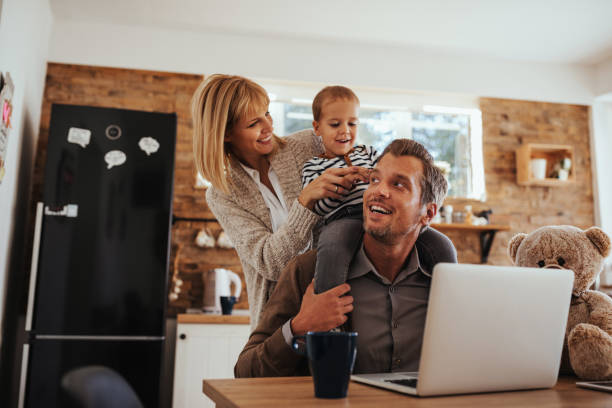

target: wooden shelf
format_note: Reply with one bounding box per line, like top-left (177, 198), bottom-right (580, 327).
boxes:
top-left (431, 223), bottom-right (511, 263)
top-left (516, 143), bottom-right (575, 186)
top-left (431, 223), bottom-right (510, 232)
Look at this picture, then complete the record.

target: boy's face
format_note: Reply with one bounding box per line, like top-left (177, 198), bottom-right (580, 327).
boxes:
top-left (313, 98), bottom-right (359, 158)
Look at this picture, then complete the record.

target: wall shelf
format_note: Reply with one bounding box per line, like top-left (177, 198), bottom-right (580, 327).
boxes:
top-left (516, 143), bottom-right (575, 186)
top-left (431, 223), bottom-right (511, 263)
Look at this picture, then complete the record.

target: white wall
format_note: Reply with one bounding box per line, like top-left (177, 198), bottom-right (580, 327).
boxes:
top-left (591, 100), bottom-right (612, 237)
top-left (0, 0), bottom-right (52, 348)
top-left (595, 56), bottom-right (612, 96)
top-left (49, 20), bottom-right (596, 105)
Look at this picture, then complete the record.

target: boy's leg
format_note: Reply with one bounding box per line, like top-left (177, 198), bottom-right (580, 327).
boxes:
top-left (415, 226), bottom-right (458, 275)
top-left (314, 217), bottom-right (363, 294)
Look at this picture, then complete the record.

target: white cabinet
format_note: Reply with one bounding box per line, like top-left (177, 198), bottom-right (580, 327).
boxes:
top-left (172, 320), bottom-right (251, 408)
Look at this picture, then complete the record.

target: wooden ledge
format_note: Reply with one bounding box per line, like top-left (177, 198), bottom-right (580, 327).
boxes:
top-left (431, 223), bottom-right (511, 231)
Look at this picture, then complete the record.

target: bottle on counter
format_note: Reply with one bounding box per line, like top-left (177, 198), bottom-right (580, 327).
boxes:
top-left (465, 205), bottom-right (473, 225)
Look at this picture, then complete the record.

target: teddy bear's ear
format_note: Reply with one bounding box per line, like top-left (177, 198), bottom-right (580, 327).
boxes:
top-left (507, 233), bottom-right (527, 263)
top-left (585, 227), bottom-right (611, 257)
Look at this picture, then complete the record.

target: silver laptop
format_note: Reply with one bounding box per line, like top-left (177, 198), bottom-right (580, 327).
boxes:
top-left (351, 263), bottom-right (574, 397)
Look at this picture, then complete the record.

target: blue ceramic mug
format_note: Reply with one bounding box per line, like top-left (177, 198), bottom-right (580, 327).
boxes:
top-left (219, 296), bottom-right (236, 315)
top-left (291, 331), bottom-right (358, 398)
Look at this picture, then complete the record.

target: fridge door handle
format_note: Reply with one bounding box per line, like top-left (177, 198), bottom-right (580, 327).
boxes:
top-left (44, 203), bottom-right (78, 218)
top-left (25, 202), bottom-right (44, 331)
top-left (17, 344), bottom-right (30, 408)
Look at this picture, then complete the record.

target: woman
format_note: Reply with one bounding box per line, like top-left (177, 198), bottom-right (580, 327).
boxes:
top-left (192, 74), bottom-right (368, 328)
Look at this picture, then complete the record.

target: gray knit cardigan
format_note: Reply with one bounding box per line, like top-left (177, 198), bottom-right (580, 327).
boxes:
top-left (206, 130), bottom-right (324, 329)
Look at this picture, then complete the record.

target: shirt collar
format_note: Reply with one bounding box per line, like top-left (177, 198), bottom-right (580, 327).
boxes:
top-left (238, 161), bottom-right (263, 182)
top-left (348, 241), bottom-right (423, 284)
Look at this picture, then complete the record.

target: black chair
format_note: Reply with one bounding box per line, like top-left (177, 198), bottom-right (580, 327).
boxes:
top-left (61, 366), bottom-right (144, 408)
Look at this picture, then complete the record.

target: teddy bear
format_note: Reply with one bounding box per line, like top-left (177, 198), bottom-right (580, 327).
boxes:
top-left (507, 225), bottom-right (612, 380)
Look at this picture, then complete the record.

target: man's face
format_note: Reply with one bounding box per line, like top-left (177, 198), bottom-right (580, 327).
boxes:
top-left (363, 154), bottom-right (430, 244)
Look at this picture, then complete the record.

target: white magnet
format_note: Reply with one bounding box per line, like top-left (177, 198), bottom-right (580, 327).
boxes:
top-left (67, 127), bottom-right (91, 148)
top-left (104, 150), bottom-right (126, 169)
top-left (138, 137), bottom-right (160, 156)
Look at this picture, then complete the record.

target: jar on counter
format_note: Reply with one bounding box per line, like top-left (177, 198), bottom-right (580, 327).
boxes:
top-left (452, 211), bottom-right (465, 224)
top-left (443, 205), bottom-right (453, 224)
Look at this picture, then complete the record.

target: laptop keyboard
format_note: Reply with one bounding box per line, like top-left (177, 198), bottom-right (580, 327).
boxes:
top-left (384, 378), bottom-right (418, 388)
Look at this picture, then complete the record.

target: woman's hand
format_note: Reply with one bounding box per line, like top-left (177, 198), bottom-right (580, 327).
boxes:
top-left (298, 166), bottom-right (371, 210)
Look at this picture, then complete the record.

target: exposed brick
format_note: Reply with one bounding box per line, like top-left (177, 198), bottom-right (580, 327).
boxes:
top-left (445, 98), bottom-right (593, 265)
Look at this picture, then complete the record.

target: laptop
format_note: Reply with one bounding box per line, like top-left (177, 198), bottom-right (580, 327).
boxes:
top-left (351, 263), bottom-right (574, 397)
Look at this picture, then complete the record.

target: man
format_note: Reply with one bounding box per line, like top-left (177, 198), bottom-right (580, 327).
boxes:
top-left (235, 139), bottom-right (457, 377)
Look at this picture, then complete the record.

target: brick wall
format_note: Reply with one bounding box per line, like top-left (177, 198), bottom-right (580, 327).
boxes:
top-left (443, 98), bottom-right (594, 265)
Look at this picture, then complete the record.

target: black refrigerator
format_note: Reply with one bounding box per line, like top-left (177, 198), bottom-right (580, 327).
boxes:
top-left (19, 104), bottom-right (176, 407)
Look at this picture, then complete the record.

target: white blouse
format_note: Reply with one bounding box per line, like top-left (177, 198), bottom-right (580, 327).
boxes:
top-left (239, 162), bottom-right (288, 232)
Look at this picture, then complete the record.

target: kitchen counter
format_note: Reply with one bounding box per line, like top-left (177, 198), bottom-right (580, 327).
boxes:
top-left (177, 313), bottom-right (250, 325)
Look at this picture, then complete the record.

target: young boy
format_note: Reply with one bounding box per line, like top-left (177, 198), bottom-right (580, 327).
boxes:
top-left (302, 86), bottom-right (378, 294)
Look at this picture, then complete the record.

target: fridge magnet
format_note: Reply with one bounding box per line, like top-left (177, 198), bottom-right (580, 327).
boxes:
top-left (105, 124), bottom-right (122, 140)
top-left (67, 127), bottom-right (91, 148)
top-left (104, 150), bottom-right (126, 169)
top-left (0, 72), bottom-right (15, 185)
top-left (138, 136), bottom-right (160, 156)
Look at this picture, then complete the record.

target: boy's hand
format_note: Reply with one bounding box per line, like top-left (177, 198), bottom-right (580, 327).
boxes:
top-left (298, 166), bottom-right (369, 210)
top-left (349, 166), bottom-right (372, 185)
top-left (290, 281), bottom-right (353, 335)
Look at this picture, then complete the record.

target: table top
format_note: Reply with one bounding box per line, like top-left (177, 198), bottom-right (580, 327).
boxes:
top-left (202, 376), bottom-right (611, 407)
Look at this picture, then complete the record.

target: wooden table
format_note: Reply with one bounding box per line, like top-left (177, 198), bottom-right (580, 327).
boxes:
top-left (202, 376), bottom-right (611, 407)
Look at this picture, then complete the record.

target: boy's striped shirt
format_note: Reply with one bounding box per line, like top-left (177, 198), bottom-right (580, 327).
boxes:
top-left (302, 144), bottom-right (379, 219)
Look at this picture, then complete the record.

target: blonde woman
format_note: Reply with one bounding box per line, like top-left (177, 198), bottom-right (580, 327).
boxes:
top-left (192, 74), bottom-right (369, 328)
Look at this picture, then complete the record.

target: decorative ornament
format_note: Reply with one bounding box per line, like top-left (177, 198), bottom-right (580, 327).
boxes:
top-left (216, 231), bottom-right (234, 249)
top-left (195, 228), bottom-right (216, 248)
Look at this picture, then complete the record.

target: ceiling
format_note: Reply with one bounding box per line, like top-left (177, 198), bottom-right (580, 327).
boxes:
top-left (50, 0), bottom-right (612, 65)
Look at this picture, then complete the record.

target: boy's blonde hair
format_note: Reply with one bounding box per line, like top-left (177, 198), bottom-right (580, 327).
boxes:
top-left (312, 86), bottom-right (360, 122)
top-left (191, 74), bottom-right (286, 194)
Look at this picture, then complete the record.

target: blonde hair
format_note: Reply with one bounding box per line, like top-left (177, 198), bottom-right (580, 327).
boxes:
top-left (312, 85), bottom-right (360, 122)
top-left (192, 74), bottom-right (286, 194)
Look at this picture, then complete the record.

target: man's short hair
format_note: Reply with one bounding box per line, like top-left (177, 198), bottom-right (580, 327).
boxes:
top-left (380, 139), bottom-right (448, 208)
top-left (312, 86), bottom-right (360, 122)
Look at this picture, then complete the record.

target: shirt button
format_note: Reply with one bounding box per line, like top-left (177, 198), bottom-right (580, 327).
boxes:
top-left (393, 321), bottom-right (399, 329)
top-left (396, 359), bottom-right (401, 365)
top-left (389, 286), bottom-right (395, 293)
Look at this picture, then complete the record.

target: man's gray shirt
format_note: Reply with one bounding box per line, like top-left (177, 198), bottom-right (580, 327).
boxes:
top-left (349, 242), bottom-right (430, 373)
top-left (283, 242), bottom-right (431, 374)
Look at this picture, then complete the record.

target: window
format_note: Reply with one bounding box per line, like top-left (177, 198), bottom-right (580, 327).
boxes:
top-left (265, 81), bottom-right (484, 200)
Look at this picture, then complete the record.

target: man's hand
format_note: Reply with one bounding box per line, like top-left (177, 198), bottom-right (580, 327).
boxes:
top-left (290, 281), bottom-right (353, 335)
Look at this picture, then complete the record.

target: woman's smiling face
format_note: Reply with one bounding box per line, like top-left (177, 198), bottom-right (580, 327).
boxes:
top-left (225, 106), bottom-right (275, 166)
